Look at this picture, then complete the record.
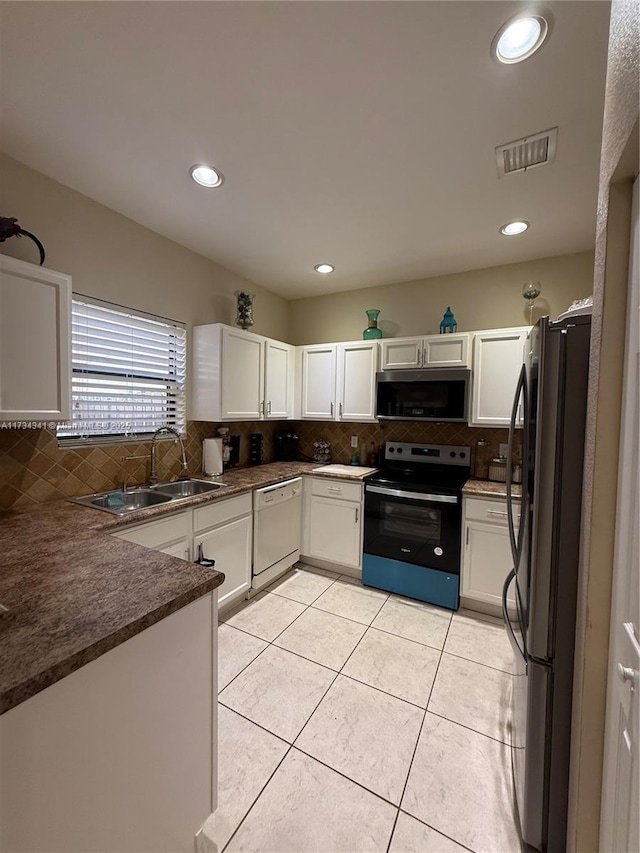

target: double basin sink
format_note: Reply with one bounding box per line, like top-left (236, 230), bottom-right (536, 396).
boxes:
top-left (72, 479), bottom-right (227, 516)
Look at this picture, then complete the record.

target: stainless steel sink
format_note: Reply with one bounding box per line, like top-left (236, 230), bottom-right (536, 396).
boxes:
top-left (152, 479), bottom-right (226, 497)
top-left (72, 488), bottom-right (173, 515)
top-left (70, 479), bottom-right (227, 515)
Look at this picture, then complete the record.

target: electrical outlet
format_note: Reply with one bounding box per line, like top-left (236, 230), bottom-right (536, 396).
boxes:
top-left (350, 436), bottom-right (358, 448)
top-left (499, 443), bottom-right (509, 457)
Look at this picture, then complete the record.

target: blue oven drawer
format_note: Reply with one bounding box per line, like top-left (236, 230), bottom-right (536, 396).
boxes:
top-left (362, 553), bottom-right (459, 611)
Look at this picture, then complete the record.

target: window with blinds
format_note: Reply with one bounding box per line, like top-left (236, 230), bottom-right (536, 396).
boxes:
top-left (57, 297), bottom-right (186, 445)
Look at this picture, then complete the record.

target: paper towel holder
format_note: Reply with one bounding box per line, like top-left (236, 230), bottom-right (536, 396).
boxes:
top-left (202, 438), bottom-right (224, 476)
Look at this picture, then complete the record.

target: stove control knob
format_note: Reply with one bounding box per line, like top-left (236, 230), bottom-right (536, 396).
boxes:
top-left (397, 448), bottom-right (403, 454)
top-left (460, 452), bottom-right (466, 459)
top-left (389, 447), bottom-right (395, 453)
top-left (450, 451), bottom-right (456, 458)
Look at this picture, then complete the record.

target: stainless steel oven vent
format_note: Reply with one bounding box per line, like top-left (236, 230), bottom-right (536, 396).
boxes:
top-left (496, 127), bottom-right (558, 177)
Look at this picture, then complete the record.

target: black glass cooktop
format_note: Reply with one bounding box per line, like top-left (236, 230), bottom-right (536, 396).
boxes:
top-left (366, 464), bottom-right (469, 495)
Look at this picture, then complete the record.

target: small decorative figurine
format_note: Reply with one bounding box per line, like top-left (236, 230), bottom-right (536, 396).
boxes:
top-left (439, 306), bottom-right (458, 334)
top-left (234, 291), bottom-right (255, 330)
top-left (362, 308), bottom-right (383, 340)
top-left (0, 216), bottom-right (46, 265)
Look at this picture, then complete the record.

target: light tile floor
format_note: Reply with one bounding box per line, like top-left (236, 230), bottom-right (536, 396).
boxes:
top-left (201, 564), bottom-right (522, 853)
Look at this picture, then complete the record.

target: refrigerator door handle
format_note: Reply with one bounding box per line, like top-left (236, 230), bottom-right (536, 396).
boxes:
top-left (507, 363), bottom-right (527, 567)
top-left (503, 568), bottom-right (527, 663)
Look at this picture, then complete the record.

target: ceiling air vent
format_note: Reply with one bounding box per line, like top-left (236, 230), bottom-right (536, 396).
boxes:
top-left (496, 127), bottom-right (558, 177)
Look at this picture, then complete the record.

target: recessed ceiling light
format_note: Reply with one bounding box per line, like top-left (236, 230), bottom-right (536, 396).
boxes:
top-left (493, 13), bottom-right (549, 64)
top-left (500, 220), bottom-right (530, 236)
top-left (314, 263), bottom-right (335, 274)
top-left (190, 164), bottom-right (224, 188)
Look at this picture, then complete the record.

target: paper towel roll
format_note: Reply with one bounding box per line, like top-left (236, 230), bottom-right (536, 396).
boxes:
top-left (203, 438), bottom-right (224, 475)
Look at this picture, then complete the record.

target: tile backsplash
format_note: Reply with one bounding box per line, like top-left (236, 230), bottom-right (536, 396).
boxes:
top-left (0, 421), bottom-right (282, 510)
top-left (0, 418), bottom-right (519, 510)
top-left (291, 420), bottom-right (519, 478)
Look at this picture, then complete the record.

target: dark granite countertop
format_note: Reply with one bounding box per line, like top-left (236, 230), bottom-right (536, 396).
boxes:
top-left (0, 461), bottom-right (336, 715)
top-left (463, 478), bottom-right (522, 499)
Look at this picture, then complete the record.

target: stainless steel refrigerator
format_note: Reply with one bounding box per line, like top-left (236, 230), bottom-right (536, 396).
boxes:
top-left (503, 313), bottom-right (591, 853)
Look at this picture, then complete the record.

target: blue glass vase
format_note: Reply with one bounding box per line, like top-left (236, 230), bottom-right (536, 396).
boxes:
top-left (363, 309), bottom-right (383, 339)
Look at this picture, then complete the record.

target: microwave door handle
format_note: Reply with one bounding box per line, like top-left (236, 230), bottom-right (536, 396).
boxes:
top-left (507, 363), bottom-right (526, 566)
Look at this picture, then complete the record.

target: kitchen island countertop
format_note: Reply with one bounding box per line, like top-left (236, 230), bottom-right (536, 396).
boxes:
top-left (0, 460), bottom-right (375, 714)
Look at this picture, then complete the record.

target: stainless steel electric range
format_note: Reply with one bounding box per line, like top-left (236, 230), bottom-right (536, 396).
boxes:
top-left (362, 442), bottom-right (470, 610)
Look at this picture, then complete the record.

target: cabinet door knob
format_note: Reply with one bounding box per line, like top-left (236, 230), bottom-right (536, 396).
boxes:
top-left (617, 663), bottom-right (637, 685)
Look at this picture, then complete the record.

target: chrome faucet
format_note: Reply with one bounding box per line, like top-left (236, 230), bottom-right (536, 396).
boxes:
top-left (149, 426), bottom-right (188, 485)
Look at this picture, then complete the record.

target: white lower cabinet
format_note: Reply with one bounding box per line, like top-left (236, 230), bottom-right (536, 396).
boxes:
top-left (461, 496), bottom-right (520, 615)
top-left (159, 539), bottom-right (191, 559)
top-left (0, 594), bottom-right (217, 853)
top-left (302, 477), bottom-right (363, 571)
top-left (194, 515), bottom-right (252, 610)
top-left (114, 511), bottom-right (190, 553)
top-left (112, 494), bottom-right (252, 612)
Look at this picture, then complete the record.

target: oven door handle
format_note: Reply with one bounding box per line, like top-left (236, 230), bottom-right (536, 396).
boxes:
top-left (366, 485), bottom-right (457, 504)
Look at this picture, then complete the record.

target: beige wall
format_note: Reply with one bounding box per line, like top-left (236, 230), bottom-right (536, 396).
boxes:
top-left (568, 1), bottom-right (639, 850)
top-left (0, 154), bottom-right (289, 343)
top-left (288, 251), bottom-right (594, 345)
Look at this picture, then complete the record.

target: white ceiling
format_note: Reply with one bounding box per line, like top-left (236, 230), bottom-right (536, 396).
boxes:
top-left (0, 1), bottom-right (610, 299)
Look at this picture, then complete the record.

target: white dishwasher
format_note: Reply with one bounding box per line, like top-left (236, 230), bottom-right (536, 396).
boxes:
top-left (252, 477), bottom-right (302, 591)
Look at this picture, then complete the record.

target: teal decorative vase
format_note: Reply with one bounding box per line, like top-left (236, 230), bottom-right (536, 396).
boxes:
top-left (363, 308), bottom-right (383, 339)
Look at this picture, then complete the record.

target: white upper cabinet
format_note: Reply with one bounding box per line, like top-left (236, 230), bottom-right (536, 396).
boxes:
top-left (300, 345), bottom-right (337, 419)
top-left (0, 255), bottom-right (71, 421)
top-left (470, 327), bottom-right (529, 427)
top-left (221, 326), bottom-right (264, 420)
top-left (380, 333), bottom-right (470, 370)
top-left (337, 342), bottom-right (378, 421)
top-left (299, 341), bottom-right (378, 422)
top-left (423, 333), bottom-right (470, 368)
top-left (264, 338), bottom-right (294, 419)
top-left (380, 338), bottom-right (423, 370)
top-left (192, 324), bottom-right (294, 421)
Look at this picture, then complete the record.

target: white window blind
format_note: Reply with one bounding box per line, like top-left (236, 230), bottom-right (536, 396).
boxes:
top-left (58, 297), bottom-right (186, 445)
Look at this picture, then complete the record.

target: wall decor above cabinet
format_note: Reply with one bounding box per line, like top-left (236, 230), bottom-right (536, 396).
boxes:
top-left (193, 324), bottom-right (294, 422)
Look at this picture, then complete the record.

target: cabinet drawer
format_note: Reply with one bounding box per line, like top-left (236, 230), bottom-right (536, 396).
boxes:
top-left (310, 478), bottom-right (362, 502)
top-left (114, 512), bottom-right (189, 548)
top-left (193, 493), bottom-right (252, 532)
top-left (465, 497), bottom-right (520, 526)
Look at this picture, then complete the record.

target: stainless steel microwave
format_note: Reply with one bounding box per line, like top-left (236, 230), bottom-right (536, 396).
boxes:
top-left (375, 368), bottom-right (470, 422)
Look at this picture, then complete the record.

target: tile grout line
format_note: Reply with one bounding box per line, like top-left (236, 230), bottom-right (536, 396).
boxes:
top-left (291, 743), bottom-right (403, 809)
top-left (425, 709), bottom-right (514, 748)
top-left (219, 572), bottom-right (354, 700)
top-left (219, 742), bottom-right (295, 853)
top-left (217, 573), bottom-right (348, 853)
top-left (386, 610), bottom-right (455, 853)
top-left (439, 647), bottom-right (515, 675)
top-left (395, 809), bottom-right (477, 853)
top-left (219, 576), bottom-right (508, 852)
